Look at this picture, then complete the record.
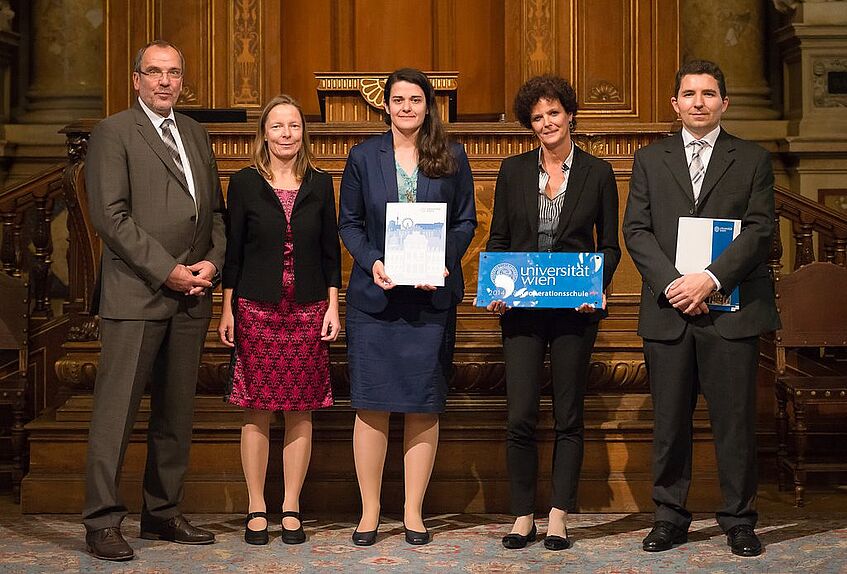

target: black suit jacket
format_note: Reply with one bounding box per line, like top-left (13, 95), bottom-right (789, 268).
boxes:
top-left (487, 145), bottom-right (621, 294)
top-left (623, 129), bottom-right (781, 341)
top-left (222, 166), bottom-right (341, 304)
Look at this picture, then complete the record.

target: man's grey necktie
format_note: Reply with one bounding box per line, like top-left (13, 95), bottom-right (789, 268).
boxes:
top-left (689, 139), bottom-right (706, 183)
top-left (689, 139), bottom-right (706, 202)
top-left (160, 118), bottom-right (186, 180)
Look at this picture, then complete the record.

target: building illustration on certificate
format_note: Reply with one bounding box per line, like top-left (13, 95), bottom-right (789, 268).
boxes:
top-left (384, 202), bottom-right (447, 286)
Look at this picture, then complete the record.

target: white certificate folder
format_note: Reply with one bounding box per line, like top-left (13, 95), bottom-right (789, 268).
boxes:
top-left (384, 202), bottom-right (447, 286)
top-left (674, 217), bottom-right (741, 312)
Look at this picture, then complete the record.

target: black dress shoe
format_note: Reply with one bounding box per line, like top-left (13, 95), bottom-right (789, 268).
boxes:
top-left (244, 511), bottom-right (269, 545)
top-left (544, 525), bottom-right (571, 551)
top-left (352, 519), bottom-right (379, 546)
top-left (404, 523), bottom-right (431, 545)
top-left (726, 524), bottom-right (763, 557)
top-left (140, 514), bottom-right (215, 545)
top-left (86, 527), bottom-right (135, 561)
top-left (502, 523), bottom-right (537, 549)
top-left (642, 521), bottom-right (687, 552)
top-left (281, 510), bottom-right (306, 545)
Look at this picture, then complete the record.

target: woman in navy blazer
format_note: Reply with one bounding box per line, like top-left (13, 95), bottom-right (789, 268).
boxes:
top-left (487, 76), bottom-right (620, 551)
top-left (339, 68), bottom-right (476, 546)
top-left (219, 95), bottom-right (341, 546)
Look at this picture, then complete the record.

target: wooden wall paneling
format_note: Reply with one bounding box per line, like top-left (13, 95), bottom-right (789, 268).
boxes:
top-left (105, 0), bottom-right (150, 116)
top-left (503, 0), bottom-right (523, 121)
top-left (453, 0), bottom-right (505, 121)
top-left (281, 0), bottom-right (333, 118)
top-left (211, 0), bottom-right (229, 108)
top-left (432, 0), bottom-right (456, 71)
top-left (653, 0), bottom-right (680, 123)
top-left (262, 0), bottom-right (281, 108)
top-left (331, 0), bottom-right (355, 70)
top-left (575, 0), bottom-right (635, 118)
top-left (154, 0), bottom-right (212, 108)
top-left (556, 0), bottom-right (574, 89)
top-left (352, 0), bottom-right (434, 72)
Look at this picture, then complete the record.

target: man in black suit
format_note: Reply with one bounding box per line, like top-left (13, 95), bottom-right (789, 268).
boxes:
top-left (82, 40), bottom-right (225, 561)
top-left (623, 60), bottom-right (780, 557)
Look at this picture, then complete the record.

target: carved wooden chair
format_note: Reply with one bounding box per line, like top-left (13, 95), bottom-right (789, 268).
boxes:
top-left (0, 272), bottom-right (29, 501)
top-left (774, 261), bottom-right (847, 506)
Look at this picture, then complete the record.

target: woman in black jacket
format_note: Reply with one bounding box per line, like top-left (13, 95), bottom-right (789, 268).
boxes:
top-left (487, 76), bottom-right (620, 551)
top-left (218, 94), bottom-right (341, 546)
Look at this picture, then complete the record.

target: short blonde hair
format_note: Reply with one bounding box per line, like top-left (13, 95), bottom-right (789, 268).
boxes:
top-left (251, 94), bottom-right (317, 181)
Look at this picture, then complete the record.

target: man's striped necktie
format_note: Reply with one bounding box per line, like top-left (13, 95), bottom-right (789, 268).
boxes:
top-left (160, 118), bottom-right (186, 180)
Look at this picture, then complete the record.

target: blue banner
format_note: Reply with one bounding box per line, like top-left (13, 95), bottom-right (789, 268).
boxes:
top-left (476, 252), bottom-right (604, 309)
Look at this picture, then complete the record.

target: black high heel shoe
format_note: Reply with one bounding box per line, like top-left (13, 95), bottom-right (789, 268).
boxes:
top-left (502, 523), bottom-right (537, 549)
top-left (244, 511), bottom-right (269, 545)
top-left (544, 525), bottom-right (571, 551)
top-left (403, 523), bottom-right (431, 545)
top-left (351, 519), bottom-right (380, 546)
top-left (281, 510), bottom-right (306, 544)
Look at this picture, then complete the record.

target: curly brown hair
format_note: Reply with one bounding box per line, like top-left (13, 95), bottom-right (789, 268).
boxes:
top-left (513, 75), bottom-right (578, 132)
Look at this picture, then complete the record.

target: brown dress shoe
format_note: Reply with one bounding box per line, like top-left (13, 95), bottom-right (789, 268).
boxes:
top-left (85, 527), bottom-right (135, 561)
top-left (140, 514), bottom-right (215, 545)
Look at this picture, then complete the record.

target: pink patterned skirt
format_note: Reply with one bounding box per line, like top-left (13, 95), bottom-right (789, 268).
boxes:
top-left (226, 187), bottom-right (333, 412)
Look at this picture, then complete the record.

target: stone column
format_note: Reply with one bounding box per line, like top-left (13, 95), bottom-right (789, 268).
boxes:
top-left (682, 0), bottom-right (780, 120)
top-left (22, 0), bottom-right (103, 124)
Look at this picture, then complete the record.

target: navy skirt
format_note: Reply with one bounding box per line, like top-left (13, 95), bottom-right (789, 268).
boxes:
top-left (346, 300), bottom-right (456, 413)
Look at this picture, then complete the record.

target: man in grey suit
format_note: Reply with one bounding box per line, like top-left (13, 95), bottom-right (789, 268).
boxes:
top-left (82, 40), bottom-right (226, 561)
top-left (624, 60), bottom-right (780, 557)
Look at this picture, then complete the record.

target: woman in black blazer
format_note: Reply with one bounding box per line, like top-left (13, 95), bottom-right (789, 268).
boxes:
top-left (486, 76), bottom-right (621, 550)
top-left (218, 95), bottom-right (341, 546)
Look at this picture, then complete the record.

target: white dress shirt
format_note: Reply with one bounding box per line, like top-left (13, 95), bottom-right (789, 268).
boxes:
top-left (137, 97), bottom-right (197, 203)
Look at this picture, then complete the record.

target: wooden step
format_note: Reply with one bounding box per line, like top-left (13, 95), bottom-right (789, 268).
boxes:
top-left (21, 393), bottom-right (722, 514)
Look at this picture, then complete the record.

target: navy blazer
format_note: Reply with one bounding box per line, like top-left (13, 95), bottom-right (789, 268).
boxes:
top-left (623, 128), bottom-right (781, 340)
top-left (487, 145), bottom-right (621, 291)
top-left (222, 166), bottom-right (341, 304)
top-left (339, 131), bottom-right (477, 313)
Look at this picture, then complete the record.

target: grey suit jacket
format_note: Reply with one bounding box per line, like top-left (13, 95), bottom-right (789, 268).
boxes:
top-left (623, 128), bottom-right (780, 341)
top-left (86, 102), bottom-right (226, 320)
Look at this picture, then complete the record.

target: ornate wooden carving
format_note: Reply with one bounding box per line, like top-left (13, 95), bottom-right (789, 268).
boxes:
top-left (30, 194), bottom-right (54, 318)
top-left (523, 0), bottom-right (556, 78)
top-left (231, 0), bottom-right (262, 107)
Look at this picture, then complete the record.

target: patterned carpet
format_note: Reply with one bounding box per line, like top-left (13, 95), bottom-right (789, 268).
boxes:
top-left (1, 509), bottom-right (846, 573)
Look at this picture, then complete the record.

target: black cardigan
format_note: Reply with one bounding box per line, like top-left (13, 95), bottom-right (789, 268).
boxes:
top-left (222, 166), bottom-right (341, 304)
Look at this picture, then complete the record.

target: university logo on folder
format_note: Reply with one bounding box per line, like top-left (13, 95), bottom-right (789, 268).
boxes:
top-left (675, 217), bottom-right (741, 312)
top-left (475, 252), bottom-right (604, 309)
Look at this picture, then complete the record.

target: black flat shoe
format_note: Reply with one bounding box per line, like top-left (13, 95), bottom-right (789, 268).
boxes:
top-left (404, 523), bottom-right (431, 545)
top-left (544, 524), bottom-right (571, 551)
top-left (352, 519), bottom-right (379, 546)
top-left (502, 523), bottom-right (537, 549)
top-left (280, 510), bottom-right (306, 544)
top-left (244, 511), bottom-right (269, 545)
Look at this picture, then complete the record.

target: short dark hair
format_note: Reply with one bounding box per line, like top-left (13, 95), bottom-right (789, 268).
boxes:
top-left (133, 40), bottom-right (185, 74)
top-left (674, 59), bottom-right (727, 99)
top-left (384, 68), bottom-right (456, 178)
top-left (513, 75), bottom-right (578, 131)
